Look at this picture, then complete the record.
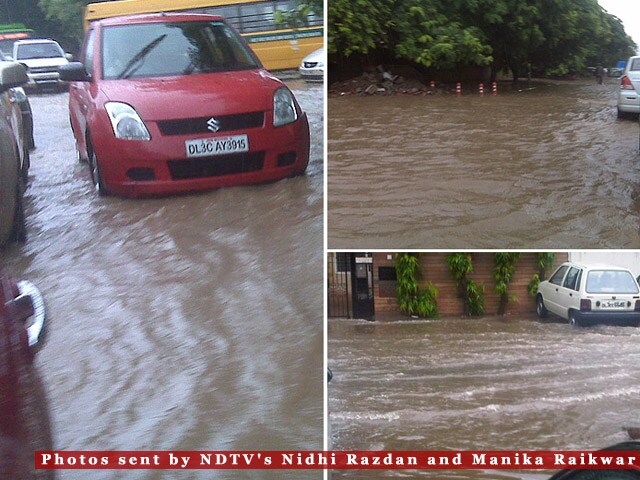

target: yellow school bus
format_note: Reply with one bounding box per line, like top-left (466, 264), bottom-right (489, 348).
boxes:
top-left (84, 0), bottom-right (323, 70)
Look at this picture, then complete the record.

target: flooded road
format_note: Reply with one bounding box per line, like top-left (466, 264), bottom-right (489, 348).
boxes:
top-left (328, 79), bottom-right (640, 248)
top-left (1, 79), bottom-right (323, 480)
top-left (329, 317), bottom-right (640, 479)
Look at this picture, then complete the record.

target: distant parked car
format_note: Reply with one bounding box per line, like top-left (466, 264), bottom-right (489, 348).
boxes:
top-left (13, 38), bottom-right (70, 91)
top-left (0, 49), bottom-right (34, 151)
top-left (60, 13), bottom-right (310, 197)
top-left (299, 47), bottom-right (324, 82)
top-left (536, 262), bottom-right (640, 327)
top-left (0, 61), bottom-right (30, 246)
top-left (0, 267), bottom-right (52, 479)
top-left (617, 55), bottom-right (640, 119)
top-left (608, 67), bottom-right (624, 77)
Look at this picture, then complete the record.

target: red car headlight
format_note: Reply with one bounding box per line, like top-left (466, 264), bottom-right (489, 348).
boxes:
top-left (105, 102), bottom-right (151, 141)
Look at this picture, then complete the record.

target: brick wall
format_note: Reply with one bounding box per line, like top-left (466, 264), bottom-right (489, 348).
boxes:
top-left (373, 252), bottom-right (568, 317)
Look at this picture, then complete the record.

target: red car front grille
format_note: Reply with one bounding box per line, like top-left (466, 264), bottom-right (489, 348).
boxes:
top-left (167, 152), bottom-right (265, 180)
top-left (157, 112), bottom-right (265, 136)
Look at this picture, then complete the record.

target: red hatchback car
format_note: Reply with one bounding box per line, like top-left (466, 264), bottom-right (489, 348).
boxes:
top-left (0, 269), bottom-right (51, 479)
top-left (60, 13), bottom-right (310, 197)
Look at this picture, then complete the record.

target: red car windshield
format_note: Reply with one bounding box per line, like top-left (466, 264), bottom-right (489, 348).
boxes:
top-left (101, 20), bottom-right (260, 80)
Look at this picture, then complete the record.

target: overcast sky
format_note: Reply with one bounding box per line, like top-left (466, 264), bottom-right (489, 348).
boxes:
top-left (598, 0), bottom-right (640, 54)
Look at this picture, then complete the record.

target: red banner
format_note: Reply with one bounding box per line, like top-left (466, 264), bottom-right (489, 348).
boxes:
top-left (34, 450), bottom-right (640, 470)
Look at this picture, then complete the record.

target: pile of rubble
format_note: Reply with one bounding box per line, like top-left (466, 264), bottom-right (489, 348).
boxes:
top-left (329, 66), bottom-right (451, 97)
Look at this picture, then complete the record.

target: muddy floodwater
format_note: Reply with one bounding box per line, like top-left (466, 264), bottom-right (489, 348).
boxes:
top-left (329, 317), bottom-right (640, 479)
top-left (328, 79), bottom-right (640, 248)
top-left (1, 79), bottom-right (323, 480)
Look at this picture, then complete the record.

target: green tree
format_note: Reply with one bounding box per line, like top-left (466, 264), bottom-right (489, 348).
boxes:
top-left (328, 0), bottom-right (393, 56)
top-left (395, 253), bottom-right (438, 318)
top-left (38, 0), bottom-right (91, 46)
top-left (275, 0), bottom-right (323, 29)
top-left (529, 0), bottom-right (633, 76)
top-left (392, 0), bottom-right (492, 69)
top-left (0, 0), bottom-right (84, 52)
top-left (446, 253), bottom-right (485, 316)
top-left (328, 0), bottom-right (636, 79)
top-left (454, 0), bottom-right (544, 81)
top-left (493, 252), bottom-right (520, 315)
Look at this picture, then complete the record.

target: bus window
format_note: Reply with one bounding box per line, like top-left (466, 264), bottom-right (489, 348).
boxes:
top-left (239, 2), bottom-right (275, 33)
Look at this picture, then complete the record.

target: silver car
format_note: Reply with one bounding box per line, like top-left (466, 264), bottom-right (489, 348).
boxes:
top-left (617, 55), bottom-right (640, 118)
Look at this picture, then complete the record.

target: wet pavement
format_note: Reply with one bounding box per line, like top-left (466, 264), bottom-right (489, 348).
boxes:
top-left (328, 79), bottom-right (640, 249)
top-left (1, 79), bottom-right (323, 480)
top-left (328, 317), bottom-right (640, 479)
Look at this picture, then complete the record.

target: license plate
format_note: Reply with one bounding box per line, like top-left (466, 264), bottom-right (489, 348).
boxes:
top-left (601, 300), bottom-right (626, 309)
top-left (185, 134), bottom-right (249, 158)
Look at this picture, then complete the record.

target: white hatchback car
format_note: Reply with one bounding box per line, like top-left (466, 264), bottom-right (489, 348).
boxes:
top-left (617, 55), bottom-right (640, 118)
top-left (299, 47), bottom-right (324, 81)
top-left (536, 262), bottom-right (640, 327)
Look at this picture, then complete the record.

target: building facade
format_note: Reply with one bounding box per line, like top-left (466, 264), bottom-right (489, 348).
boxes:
top-left (328, 252), bottom-right (569, 320)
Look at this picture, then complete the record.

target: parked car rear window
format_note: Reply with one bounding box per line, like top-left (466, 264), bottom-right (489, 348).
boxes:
top-left (101, 20), bottom-right (260, 80)
top-left (15, 42), bottom-right (64, 60)
top-left (585, 270), bottom-right (639, 294)
top-left (631, 58), bottom-right (640, 71)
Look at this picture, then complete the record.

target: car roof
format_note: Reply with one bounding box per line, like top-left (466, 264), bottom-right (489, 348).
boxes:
top-left (14, 38), bottom-right (60, 45)
top-left (558, 261), bottom-right (632, 272)
top-left (95, 12), bottom-right (224, 28)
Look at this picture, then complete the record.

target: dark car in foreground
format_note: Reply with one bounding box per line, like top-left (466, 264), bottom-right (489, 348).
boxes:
top-left (0, 61), bottom-right (30, 246)
top-left (0, 269), bottom-right (52, 479)
top-left (0, 49), bottom-right (35, 151)
top-left (548, 442), bottom-right (640, 480)
top-left (60, 13), bottom-right (310, 197)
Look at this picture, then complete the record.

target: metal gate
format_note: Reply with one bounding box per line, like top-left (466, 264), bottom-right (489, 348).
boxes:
top-left (327, 253), bottom-right (374, 320)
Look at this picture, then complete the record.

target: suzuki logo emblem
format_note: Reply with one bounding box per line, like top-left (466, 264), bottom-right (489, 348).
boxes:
top-left (206, 117), bottom-right (220, 132)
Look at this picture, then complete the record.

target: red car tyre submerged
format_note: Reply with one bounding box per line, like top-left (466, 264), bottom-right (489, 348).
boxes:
top-left (60, 13), bottom-right (311, 197)
top-left (0, 270), bottom-right (52, 480)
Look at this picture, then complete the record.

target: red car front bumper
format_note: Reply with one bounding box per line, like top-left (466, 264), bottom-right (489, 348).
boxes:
top-left (91, 112), bottom-right (310, 198)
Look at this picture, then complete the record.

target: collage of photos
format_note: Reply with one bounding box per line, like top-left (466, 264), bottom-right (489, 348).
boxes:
top-left (0, 0), bottom-right (639, 480)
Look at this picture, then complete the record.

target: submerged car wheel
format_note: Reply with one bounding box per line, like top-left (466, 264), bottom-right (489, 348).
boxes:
top-left (89, 150), bottom-right (108, 196)
top-left (536, 295), bottom-right (548, 318)
top-left (10, 176), bottom-right (27, 242)
top-left (20, 146), bottom-right (30, 182)
top-left (74, 140), bottom-right (85, 163)
top-left (568, 312), bottom-right (579, 327)
top-left (0, 164), bottom-right (17, 244)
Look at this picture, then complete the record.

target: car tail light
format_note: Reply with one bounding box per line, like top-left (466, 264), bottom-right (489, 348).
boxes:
top-left (621, 75), bottom-right (635, 91)
top-left (580, 299), bottom-right (592, 311)
top-left (635, 300), bottom-right (640, 312)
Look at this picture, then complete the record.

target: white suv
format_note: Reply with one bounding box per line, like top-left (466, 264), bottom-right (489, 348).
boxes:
top-left (13, 39), bottom-right (69, 90)
top-left (536, 262), bottom-right (640, 327)
top-left (617, 55), bottom-right (640, 118)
